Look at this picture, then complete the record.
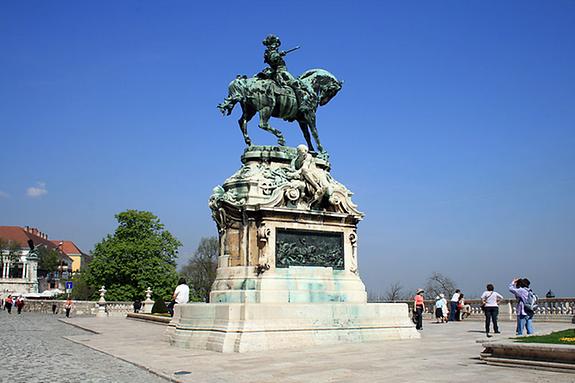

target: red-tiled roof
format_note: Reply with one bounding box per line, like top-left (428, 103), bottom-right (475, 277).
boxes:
top-left (0, 226), bottom-right (59, 251)
top-left (50, 240), bottom-right (85, 256)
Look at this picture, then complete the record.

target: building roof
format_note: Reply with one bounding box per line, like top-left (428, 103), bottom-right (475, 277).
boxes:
top-left (0, 226), bottom-right (59, 251)
top-left (0, 226), bottom-right (75, 264)
top-left (50, 240), bottom-right (86, 256)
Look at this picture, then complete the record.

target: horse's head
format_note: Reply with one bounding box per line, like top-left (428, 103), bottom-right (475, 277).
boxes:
top-left (299, 69), bottom-right (343, 107)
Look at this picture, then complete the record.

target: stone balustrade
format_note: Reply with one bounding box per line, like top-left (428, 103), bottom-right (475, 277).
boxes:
top-left (371, 297), bottom-right (575, 323)
top-left (16, 297), bottom-right (575, 322)
top-left (18, 299), bottom-right (140, 317)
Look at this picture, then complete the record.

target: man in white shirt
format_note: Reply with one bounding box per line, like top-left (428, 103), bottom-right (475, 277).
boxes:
top-left (449, 289), bottom-right (461, 322)
top-left (168, 278), bottom-right (189, 316)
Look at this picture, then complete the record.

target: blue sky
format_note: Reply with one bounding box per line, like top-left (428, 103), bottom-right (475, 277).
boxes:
top-left (1, 1), bottom-right (574, 297)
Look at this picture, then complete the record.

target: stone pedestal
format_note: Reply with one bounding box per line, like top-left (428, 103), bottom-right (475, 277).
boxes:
top-left (169, 146), bottom-right (419, 352)
top-left (167, 302), bottom-right (417, 353)
top-left (143, 287), bottom-right (154, 314)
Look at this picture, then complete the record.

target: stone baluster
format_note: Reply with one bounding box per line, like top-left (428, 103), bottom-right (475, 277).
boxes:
top-left (505, 301), bottom-right (514, 321)
top-left (96, 285), bottom-right (107, 318)
top-left (143, 287), bottom-right (154, 314)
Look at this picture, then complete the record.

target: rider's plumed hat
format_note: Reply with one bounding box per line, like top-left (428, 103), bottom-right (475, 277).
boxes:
top-left (262, 34), bottom-right (281, 47)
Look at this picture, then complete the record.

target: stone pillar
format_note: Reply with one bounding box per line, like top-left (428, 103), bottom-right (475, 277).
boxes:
top-left (96, 286), bottom-right (107, 318)
top-left (143, 287), bottom-right (154, 314)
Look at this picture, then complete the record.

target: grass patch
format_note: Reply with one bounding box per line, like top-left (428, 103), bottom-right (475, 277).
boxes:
top-left (515, 328), bottom-right (575, 344)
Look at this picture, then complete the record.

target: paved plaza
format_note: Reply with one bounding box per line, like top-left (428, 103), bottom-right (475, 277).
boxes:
top-left (1, 310), bottom-right (574, 383)
top-left (0, 311), bottom-right (166, 383)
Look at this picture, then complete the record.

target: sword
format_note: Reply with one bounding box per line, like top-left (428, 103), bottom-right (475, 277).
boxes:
top-left (282, 46), bottom-right (300, 55)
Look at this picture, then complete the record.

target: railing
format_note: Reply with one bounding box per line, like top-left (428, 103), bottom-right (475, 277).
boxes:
top-left (369, 297), bottom-right (575, 322)
top-left (18, 297), bottom-right (575, 322)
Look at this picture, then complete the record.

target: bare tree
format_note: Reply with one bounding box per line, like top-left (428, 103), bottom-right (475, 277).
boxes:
top-left (384, 281), bottom-right (404, 302)
top-left (180, 237), bottom-right (219, 302)
top-left (425, 272), bottom-right (457, 300)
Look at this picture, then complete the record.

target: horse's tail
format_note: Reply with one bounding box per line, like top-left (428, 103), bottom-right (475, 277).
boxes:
top-left (217, 76), bottom-right (248, 116)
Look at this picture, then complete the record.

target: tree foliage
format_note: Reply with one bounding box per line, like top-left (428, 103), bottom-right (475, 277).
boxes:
top-left (0, 238), bottom-right (21, 266)
top-left (180, 237), bottom-right (219, 302)
top-left (70, 272), bottom-right (96, 300)
top-left (425, 271), bottom-right (457, 300)
top-left (82, 210), bottom-right (181, 301)
top-left (37, 246), bottom-right (60, 275)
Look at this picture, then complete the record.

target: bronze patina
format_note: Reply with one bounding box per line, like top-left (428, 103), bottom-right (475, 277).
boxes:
top-left (218, 35), bottom-right (342, 153)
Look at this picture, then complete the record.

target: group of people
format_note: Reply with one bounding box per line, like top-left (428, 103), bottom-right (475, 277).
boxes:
top-left (2, 295), bottom-right (74, 317)
top-left (1, 295), bottom-right (25, 314)
top-left (413, 288), bottom-right (472, 330)
top-left (413, 277), bottom-right (536, 336)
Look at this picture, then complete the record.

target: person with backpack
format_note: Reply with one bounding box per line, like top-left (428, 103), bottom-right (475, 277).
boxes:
top-left (509, 278), bottom-right (535, 335)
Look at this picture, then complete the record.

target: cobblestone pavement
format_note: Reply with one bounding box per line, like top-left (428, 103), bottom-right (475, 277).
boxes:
top-left (0, 311), bottom-right (167, 383)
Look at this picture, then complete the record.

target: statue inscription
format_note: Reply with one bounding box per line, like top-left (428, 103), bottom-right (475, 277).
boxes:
top-left (275, 229), bottom-right (344, 269)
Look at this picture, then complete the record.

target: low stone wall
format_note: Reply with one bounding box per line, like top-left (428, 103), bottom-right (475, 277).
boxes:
top-left (20, 299), bottom-right (136, 317)
top-left (480, 340), bottom-right (575, 372)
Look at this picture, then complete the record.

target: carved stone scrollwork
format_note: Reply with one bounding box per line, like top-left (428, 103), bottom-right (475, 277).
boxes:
top-left (257, 223), bottom-right (272, 266)
top-left (208, 145), bottom-right (363, 231)
top-left (257, 224), bottom-right (271, 243)
top-left (349, 231), bottom-right (358, 274)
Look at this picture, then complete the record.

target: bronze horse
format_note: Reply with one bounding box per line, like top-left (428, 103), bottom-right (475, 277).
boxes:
top-left (218, 69), bottom-right (342, 153)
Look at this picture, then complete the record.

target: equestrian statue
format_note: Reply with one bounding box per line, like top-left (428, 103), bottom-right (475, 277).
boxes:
top-left (218, 35), bottom-right (342, 153)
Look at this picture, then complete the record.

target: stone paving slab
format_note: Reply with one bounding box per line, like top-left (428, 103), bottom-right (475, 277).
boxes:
top-left (60, 316), bottom-right (575, 383)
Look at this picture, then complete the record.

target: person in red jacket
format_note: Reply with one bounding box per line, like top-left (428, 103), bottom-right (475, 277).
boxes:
top-left (15, 296), bottom-right (25, 314)
top-left (4, 295), bottom-right (13, 314)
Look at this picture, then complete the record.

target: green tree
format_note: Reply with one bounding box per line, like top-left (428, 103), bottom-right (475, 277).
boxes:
top-left (70, 271), bottom-right (96, 300)
top-left (83, 210), bottom-right (181, 301)
top-left (0, 238), bottom-right (21, 263)
top-left (180, 237), bottom-right (219, 302)
top-left (37, 246), bottom-right (60, 277)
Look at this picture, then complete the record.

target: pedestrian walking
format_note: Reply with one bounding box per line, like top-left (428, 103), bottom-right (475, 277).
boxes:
top-left (15, 296), bottom-right (25, 314)
top-left (440, 294), bottom-right (449, 322)
top-left (449, 289), bottom-right (460, 322)
top-left (481, 283), bottom-right (503, 337)
top-left (509, 278), bottom-right (535, 335)
top-left (4, 295), bottom-right (13, 314)
top-left (133, 299), bottom-right (142, 313)
top-left (413, 288), bottom-right (425, 330)
top-left (64, 297), bottom-right (73, 318)
top-left (434, 296), bottom-right (443, 323)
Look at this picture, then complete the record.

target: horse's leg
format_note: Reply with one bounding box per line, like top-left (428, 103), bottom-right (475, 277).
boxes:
top-left (238, 105), bottom-right (256, 146)
top-left (259, 106), bottom-right (285, 146)
top-left (307, 113), bottom-right (324, 152)
top-left (297, 120), bottom-right (315, 152)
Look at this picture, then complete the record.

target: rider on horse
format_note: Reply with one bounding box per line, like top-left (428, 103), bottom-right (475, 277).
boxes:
top-left (260, 34), bottom-right (313, 114)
